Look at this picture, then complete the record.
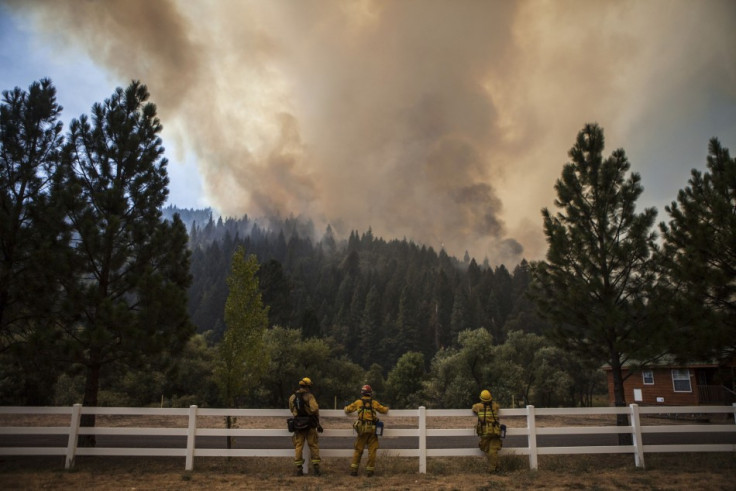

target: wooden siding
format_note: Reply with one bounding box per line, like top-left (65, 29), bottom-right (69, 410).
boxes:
top-left (606, 368), bottom-right (700, 406)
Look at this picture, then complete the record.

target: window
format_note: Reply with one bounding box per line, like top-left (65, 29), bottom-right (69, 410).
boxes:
top-left (642, 370), bottom-right (654, 385)
top-left (672, 369), bottom-right (692, 392)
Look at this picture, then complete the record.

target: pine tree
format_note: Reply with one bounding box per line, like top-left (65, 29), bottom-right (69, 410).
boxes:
top-left (0, 79), bottom-right (64, 355)
top-left (658, 138), bottom-right (736, 359)
top-left (433, 269), bottom-right (454, 349)
top-left (530, 124), bottom-right (660, 426)
top-left (0, 79), bottom-right (67, 405)
top-left (359, 285), bottom-right (381, 367)
top-left (59, 81), bottom-right (193, 437)
top-left (258, 259), bottom-right (292, 327)
top-left (396, 285), bottom-right (420, 355)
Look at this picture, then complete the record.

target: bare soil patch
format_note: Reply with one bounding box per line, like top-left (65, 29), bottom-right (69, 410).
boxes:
top-left (1, 453), bottom-right (735, 490)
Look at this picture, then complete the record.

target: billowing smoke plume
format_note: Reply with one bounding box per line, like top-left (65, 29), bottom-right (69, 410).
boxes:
top-left (6, 0), bottom-right (736, 266)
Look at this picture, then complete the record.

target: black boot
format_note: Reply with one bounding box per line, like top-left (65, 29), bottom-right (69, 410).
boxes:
top-left (295, 467), bottom-right (303, 476)
top-left (313, 464), bottom-right (321, 476)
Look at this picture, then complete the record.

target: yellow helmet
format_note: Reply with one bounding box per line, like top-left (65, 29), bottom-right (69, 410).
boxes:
top-left (480, 389), bottom-right (492, 402)
top-left (299, 377), bottom-right (313, 387)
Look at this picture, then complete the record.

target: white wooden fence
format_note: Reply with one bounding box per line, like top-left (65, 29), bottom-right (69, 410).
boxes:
top-left (1, 404), bottom-right (734, 474)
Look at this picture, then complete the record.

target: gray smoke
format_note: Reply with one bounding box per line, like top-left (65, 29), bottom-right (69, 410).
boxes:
top-left (5, 0), bottom-right (735, 266)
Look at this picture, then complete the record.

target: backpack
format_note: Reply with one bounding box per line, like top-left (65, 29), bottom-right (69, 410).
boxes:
top-left (294, 391), bottom-right (307, 416)
top-left (476, 402), bottom-right (502, 437)
top-left (359, 398), bottom-right (377, 422)
top-left (287, 391), bottom-right (312, 432)
top-left (353, 398), bottom-right (379, 436)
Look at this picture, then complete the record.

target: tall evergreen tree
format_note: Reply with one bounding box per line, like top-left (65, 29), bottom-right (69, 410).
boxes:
top-left (433, 269), bottom-right (454, 348)
top-left (359, 285), bottom-right (381, 367)
top-left (0, 79), bottom-right (64, 354)
top-left (658, 138), bottom-right (736, 359)
top-left (258, 259), bottom-right (292, 327)
top-left (0, 79), bottom-right (68, 405)
top-left (396, 285), bottom-right (420, 355)
top-left (450, 286), bottom-right (468, 342)
top-left (59, 82), bottom-right (193, 435)
top-left (530, 124), bottom-right (661, 426)
top-left (215, 247), bottom-right (269, 447)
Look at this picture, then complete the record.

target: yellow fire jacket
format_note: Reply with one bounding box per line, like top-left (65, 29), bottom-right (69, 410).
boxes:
top-left (289, 388), bottom-right (320, 417)
top-left (472, 400), bottom-right (501, 436)
top-left (344, 396), bottom-right (389, 421)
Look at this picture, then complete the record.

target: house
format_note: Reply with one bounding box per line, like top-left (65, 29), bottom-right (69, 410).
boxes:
top-left (604, 358), bottom-right (736, 406)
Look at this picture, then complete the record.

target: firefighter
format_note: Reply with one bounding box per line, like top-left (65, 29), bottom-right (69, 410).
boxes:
top-left (288, 377), bottom-right (322, 476)
top-left (344, 384), bottom-right (389, 477)
top-left (472, 389), bottom-right (503, 473)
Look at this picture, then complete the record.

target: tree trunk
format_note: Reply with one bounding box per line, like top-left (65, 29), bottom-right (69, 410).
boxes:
top-left (226, 415), bottom-right (234, 450)
top-left (609, 355), bottom-right (632, 445)
top-left (79, 362), bottom-right (101, 447)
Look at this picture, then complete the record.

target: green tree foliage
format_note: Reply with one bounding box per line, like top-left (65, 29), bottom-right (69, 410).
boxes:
top-left (492, 330), bottom-right (545, 406)
top-left (215, 247), bottom-right (269, 446)
top-left (658, 138), bottom-right (736, 359)
top-left (163, 332), bottom-right (219, 407)
top-left (385, 351), bottom-right (426, 408)
top-left (59, 81), bottom-right (193, 429)
top-left (425, 329), bottom-right (497, 408)
top-left (256, 326), bottom-right (363, 408)
top-left (215, 247), bottom-right (269, 409)
top-left (0, 78), bottom-right (64, 344)
top-left (365, 363), bottom-right (386, 396)
top-left (0, 79), bottom-right (68, 403)
top-left (530, 346), bottom-right (574, 407)
top-left (359, 285), bottom-right (382, 366)
top-left (52, 332), bottom-right (219, 408)
top-left (530, 123), bottom-right (661, 413)
top-left (499, 329), bottom-right (601, 408)
top-left (258, 259), bottom-right (292, 328)
top-left (183, 212), bottom-right (547, 373)
top-left (423, 328), bottom-right (592, 409)
top-left (395, 285), bottom-right (420, 355)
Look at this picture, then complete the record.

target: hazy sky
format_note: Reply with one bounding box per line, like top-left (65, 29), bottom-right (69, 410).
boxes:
top-left (1, 0), bottom-right (734, 266)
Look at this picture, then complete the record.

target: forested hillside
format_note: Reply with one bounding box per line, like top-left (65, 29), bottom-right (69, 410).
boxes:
top-left (164, 206), bottom-right (544, 372)
top-left (155, 207), bottom-right (604, 409)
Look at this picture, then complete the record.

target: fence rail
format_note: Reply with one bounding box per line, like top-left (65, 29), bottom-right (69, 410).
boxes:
top-left (1, 403), bottom-right (734, 473)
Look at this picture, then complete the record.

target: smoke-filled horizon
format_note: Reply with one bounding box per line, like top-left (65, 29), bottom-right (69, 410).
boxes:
top-left (3, 0), bottom-right (735, 266)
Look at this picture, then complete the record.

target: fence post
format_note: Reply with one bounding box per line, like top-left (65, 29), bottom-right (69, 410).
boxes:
top-left (185, 405), bottom-right (198, 471)
top-left (418, 406), bottom-right (427, 474)
top-left (629, 404), bottom-right (645, 469)
top-left (303, 443), bottom-right (311, 474)
top-left (65, 403), bottom-right (82, 470)
top-left (526, 405), bottom-right (538, 470)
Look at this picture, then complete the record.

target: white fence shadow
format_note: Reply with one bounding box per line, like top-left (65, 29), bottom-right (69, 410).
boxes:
top-left (1, 404), bottom-right (734, 473)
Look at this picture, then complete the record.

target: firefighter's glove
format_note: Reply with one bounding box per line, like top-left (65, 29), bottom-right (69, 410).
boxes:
top-left (317, 425), bottom-right (324, 433)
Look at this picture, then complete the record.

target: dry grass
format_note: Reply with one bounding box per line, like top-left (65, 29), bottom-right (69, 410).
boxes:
top-left (1, 453), bottom-right (735, 490)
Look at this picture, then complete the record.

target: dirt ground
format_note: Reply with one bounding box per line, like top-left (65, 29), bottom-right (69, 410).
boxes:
top-left (1, 453), bottom-right (735, 490)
